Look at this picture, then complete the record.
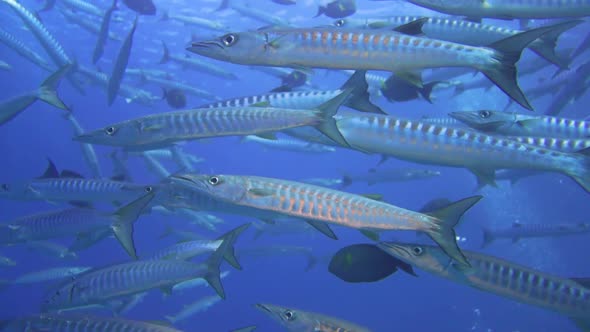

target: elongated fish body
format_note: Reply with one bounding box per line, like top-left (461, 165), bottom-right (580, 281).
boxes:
top-left (342, 168), bottom-right (441, 187)
top-left (149, 239), bottom-right (223, 260)
top-left (406, 0), bottom-right (590, 19)
top-left (162, 12), bottom-right (229, 31)
top-left (60, 9), bottom-right (121, 41)
top-left (336, 114), bottom-right (590, 191)
top-left (26, 240), bottom-right (77, 259)
top-left (165, 295), bottom-right (221, 323)
top-left (61, 0), bottom-right (105, 16)
top-left (379, 242), bottom-right (590, 326)
top-left (242, 135), bottom-right (336, 153)
top-left (108, 17), bottom-right (138, 106)
top-left (508, 137), bottom-right (590, 153)
top-left (256, 303), bottom-right (372, 332)
top-left (160, 42), bottom-right (237, 79)
top-left (0, 313), bottom-right (183, 332)
top-left (92, 0), bottom-right (118, 64)
top-left (450, 110), bottom-right (590, 139)
top-left (140, 74), bottom-right (216, 100)
top-left (42, 260), bottom-right (213, 312)
top-left (0, 28), bottom-right (53, 71)
top-left (169, 173), bottom-right (481, 266)
top-left (189, 24), bottom-right (562, 110)
top-left (0, 208), bottom-right (115, 244)
top-left (483, 222), bottom-right (590, 247)
top-left (546, 61), bottom-right (590, 116)
top-left (63, 113), bottom-right (102, 178)
top-left (141, 153), bottom-right (171, 178)
top-left (14, 266), bottom-right (91, 284)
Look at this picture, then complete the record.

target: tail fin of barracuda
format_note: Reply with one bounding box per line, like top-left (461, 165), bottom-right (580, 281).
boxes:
top-left (425, 196), bottom-right (482, 267)
top-left (483, 23), bottom-right (570, 111)
top-left (203, 226), bottom-right (251, 299)
top-left (216, 223), bottom-right (251, 270)
top-left (529, 20), bottom-right (582, 70)
top-left (111, 192), bottom-right (156, 259)
top-left (314, 89), bottom-right (353, 148)
top-left (341, 70), bottom-right (385, 114)
top-left (37, 65), bottom-right (70, 111)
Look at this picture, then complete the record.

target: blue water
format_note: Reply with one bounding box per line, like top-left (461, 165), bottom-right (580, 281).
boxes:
top-left (1, 0), bottom-right (590, 331)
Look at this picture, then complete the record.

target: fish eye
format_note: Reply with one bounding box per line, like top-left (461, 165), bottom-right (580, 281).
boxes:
top-left (105, 126), bottom-right (117, 135)
top-left (335, 19), bottom-right (345, 27)
top-left (283, 310), bottom-right (295, 321)
top-left (144, 186), bottom-right (153, 193)
top-left (478, 110), bottom-right (491, 118)
top-left (412, 246), bottom-right (424, 256)
top-left (222, 34), bottom-right (237, 46)
top-left (208, 176), bottom-right (220, 185)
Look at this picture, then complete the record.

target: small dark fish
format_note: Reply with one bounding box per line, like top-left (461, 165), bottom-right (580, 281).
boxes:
top-left (122, 0), bottom-right (156, 15)
top-left (272, 0), bottom-right (295, 4)
top-left (271, 70), bottom-right (308, 92)
top-left (381, 74), bottom-right (442, 104)
top-left (163, 88), bottom-right (187, 109)
top-left (328, 243), bottom-right (417, 283)
top-left (315, 0), bottom-right (356, 19)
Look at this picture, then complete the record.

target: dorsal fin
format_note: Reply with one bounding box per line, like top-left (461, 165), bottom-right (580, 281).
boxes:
top-left (60, 170), bottom-right (84, 178)
top-left (393, 17), bottom-right (428, 36)
top-left (39, 159), bottom-right (59, 179)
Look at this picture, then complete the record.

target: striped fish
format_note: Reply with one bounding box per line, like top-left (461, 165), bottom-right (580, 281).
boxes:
top-left (0, 27), bottom-right (53, 71)
top-left (188, 24), bottom-right (566, 110)
top-left (482, 221), bottom-right (590, 247)
top-left (336, 114), bottom-right (590, 192)
top-left (334, 17), bottom-right (581, 68)
top-left (202, 70), bottom-right (384, 114)
top-left (0, 313), bottom-right (183, 332)
top-left (0, 192), bottom-right (155, 259)
top-left (405, 0), bottom-right (590, 19)
top-left (450, 110), bottom-right (590, 139)
top-left (168, 173), bottom-right (481, 267)
top-left (13, 266), bottom-right (91, 284)
top-left (74, 90), bottom-right (352, 151)
top-left (379, 242), bottom-right (590, 330)
top-left (508, 136), bottom-right (590, 153)
top-left (256, 303), bottom-right (371, 332)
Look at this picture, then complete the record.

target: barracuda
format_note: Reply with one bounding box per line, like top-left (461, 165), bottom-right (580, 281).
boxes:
top-left (379, 242), bottom-right (590, 330)
top-left (60, 8), bottom-right (122, 42)
top-left (482, 221), bottom-right (590, 247)
top-left (0, 313), bottom-right (183, 332)
top-left (405, 0), bottom-right (590, 19)
top-left (508, 136), bottom-right (590, 154)
top-left (108, 17), bottom-right (138, 106)
top-left (336, 114), bottom-right (590, 191)
top-left (334, 17), bottom-right (580, 68)
top-left (13, 266), bottom-right (91, 284)
top-left (0, 193), bottom-right (155, 258)
top-left (256, 303), bottom-right (372, 332)
top-left (159, 41), bottom-right (237, 80)
top-left (203, 70), bottom-right (384, 114)
top-left (0, 28), bottom-right (53, 72)
top-left (160, 11), bottom-right (229, 32)
top-left (168, 173), bottom-right (481, 267)
top-left (74, 90), bottom-right (351, 151)
top-left (450, 110), bottom-right (590, 139)
top-left (189, 24), bottom-right (563, 110)
top-left (140, 74), bottom-right (217, 100)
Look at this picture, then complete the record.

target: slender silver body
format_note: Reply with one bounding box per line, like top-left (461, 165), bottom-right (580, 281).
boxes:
top-left (482, 221), bottom-right (590, 247)
top-left (165, 295), bottom-right (221, 323)
top-left (0, 28), bottom-right (53, 71)
top-left (13, 266), bottom-right (91, 284)
top-left (149, 239), bottom-right (222, 260)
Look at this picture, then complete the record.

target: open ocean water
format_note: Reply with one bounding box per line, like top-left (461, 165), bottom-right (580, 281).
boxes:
top-left (1, 0), bottom-right (590, 331)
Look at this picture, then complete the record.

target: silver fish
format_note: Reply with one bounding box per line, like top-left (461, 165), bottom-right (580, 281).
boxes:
top-left (482, 221), bottom-right (590, 247)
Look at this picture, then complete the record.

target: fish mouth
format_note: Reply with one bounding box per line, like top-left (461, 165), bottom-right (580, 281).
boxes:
top-left (186, 41), bottom-right (224, 53)
top-left (377, 242), bottom-right (408, 259)
top-left (169, 173), bottom-right (197, 185)
top-left (447, 111), bottom-right (476, 122)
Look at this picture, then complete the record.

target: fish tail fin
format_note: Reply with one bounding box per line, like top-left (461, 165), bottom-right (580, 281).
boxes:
top-left (203, 243), bottom-right (230, 300)
top-left (37, 65), bottom-right (71, 111)
top-left (111, 192), bottom-right (156, 259)
top-left (216, 0), bottom-right (232, 11)
top-left (314, 89), bottom-right (352, 148)
top-left (314, 5), bottom-right (326, 18)
top-left (159, 40), bottom-right (170, 64)
top-left (40, 0), bottom-right (57, 12)
top-left (481, 227), bottom-right (494, 248)
top-left (529, 20), bottom-right (582, 70)
top-left (216, 223), bottom-right (251, 270)
top-left (425, 196), bottom-right (482, 267)
top-left (341, 70), bottom-right (384, 114)
top-left (341, 175), bottom-right (352, 188)
top-left (419, 81), bottom-right (443, 104)
top-left (304, 254), bottom-right (317, 272)
top-left (484, 24), bottom-right (561, 111)
top-left (568, 149), bottom-right (590, 193)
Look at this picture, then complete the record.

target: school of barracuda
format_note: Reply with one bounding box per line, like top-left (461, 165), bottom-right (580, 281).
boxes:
top-left (0, 0), bottom-right (589, 331)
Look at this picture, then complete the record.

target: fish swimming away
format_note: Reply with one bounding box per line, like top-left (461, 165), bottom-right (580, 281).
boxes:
top-left (404, 0), bottom-right (590, 19)
top-left (449, 110), bottom-right (590, 139)
top-left (122, 0), bottom-right (156, 15)
top-left (329, 243), bottom-right (417, 283)
top-left (163, 88), bottom-right (187, 109)
top-left (92, 0), bottom-right (118, 64)
top-left (60, 8), bottom-right (122, 42)
top-left (379, 242), bottom-right (590, 330)
top-left (188, 23), bottom-right (569, 111)
top-left (13, 266), bottom-right (91, 284)
top-left (0, 27), bottom-right (53, 72)
top-left (315, 0), bottom-right (356, 19)
top-left (241, 135), bottom-right (336, 154)
top-left (165, 294), bottom-right (222, 324)
top-left (108, 16), bottom-right (138, 106)
top-left (168, 173), bottom-right (481, 267)
top-left (271, 70), bottom-right (308, 93)
top-left (159, 11), bottom-right (229, 32)
top-left (41, 0), bottom-right (105, 16)
top-left (159, 41), bottom-right (237, 80)
top-left (482, 221), bottom-right (590, 248)
top-left (342, 167), bottom-right (441, 187)
top-left (336, 114), bottom-right (590, 192)
top-left (256, 303), bottom-right (372, 332)
top-left (545, 61), bottom-right (590, 116)
top-left (380, 74), bottom-right (443, 104)
top-left (0, 66), bottom-right (69, 126)
top-left (0, 313), bottom-right (184, 331)
top-left (74, 90), bottom-right (352, 151)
